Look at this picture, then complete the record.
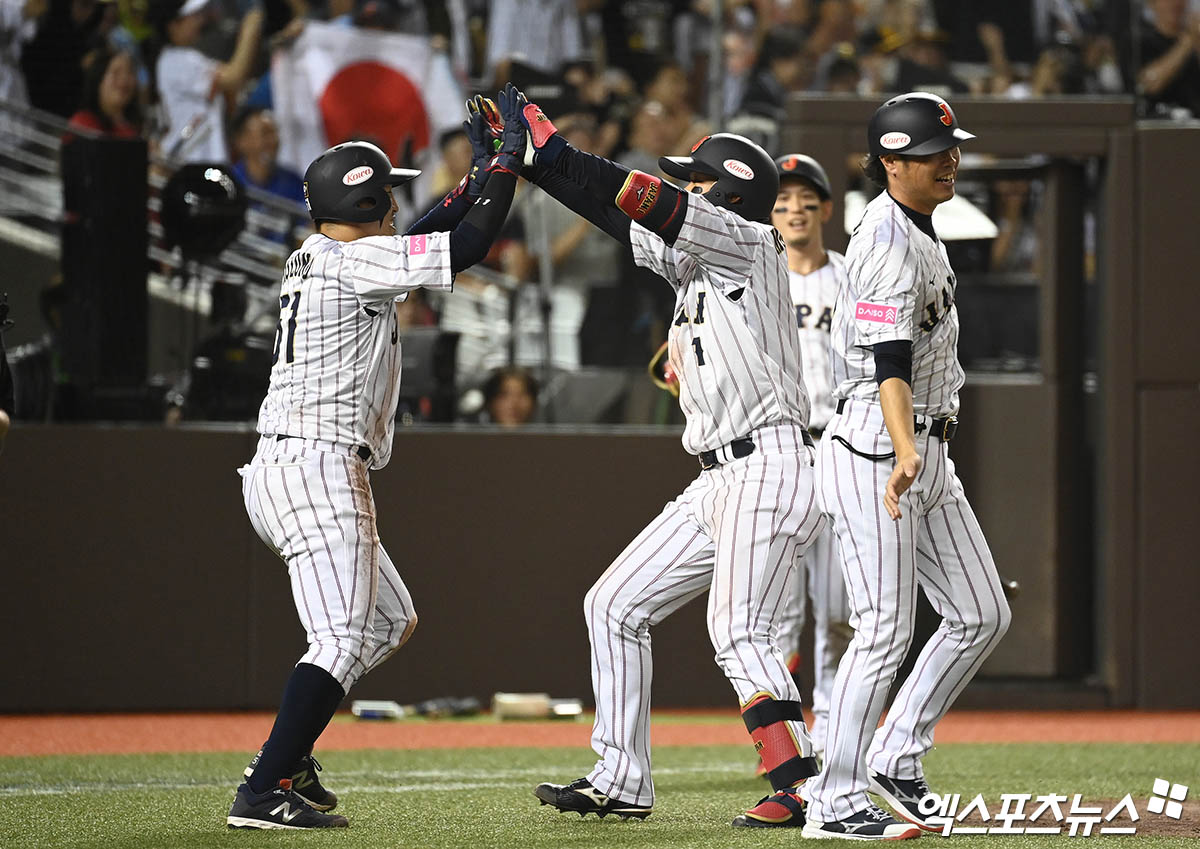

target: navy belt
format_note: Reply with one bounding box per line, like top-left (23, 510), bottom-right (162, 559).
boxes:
top-left (698, 430), bottom-right (814, 471)
top-left (834, 399), bottom-right (958, 442)
top-left (275, 433), bottom-right (372, 462)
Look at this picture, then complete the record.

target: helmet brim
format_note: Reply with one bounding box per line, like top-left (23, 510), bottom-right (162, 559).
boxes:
top-left (901, 128), bottom-right (976, 156)
top-left (659, 155), bottom-right (720, 182)
top-left (388, 167), bottom-right (421, 185)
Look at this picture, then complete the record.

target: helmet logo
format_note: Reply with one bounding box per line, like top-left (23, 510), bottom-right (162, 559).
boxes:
top-left (938, 102), bottom-right (953, 126)
top-left (879, 132), bottom-right (911, 150)
top-left (723, 159), bottom-right (754, 180)
top-left (342, 165), bottom-right (374, 186)
top-left (781, 156), bottom-right (798, 171)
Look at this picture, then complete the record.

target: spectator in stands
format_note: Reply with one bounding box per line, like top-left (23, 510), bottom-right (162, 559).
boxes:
top-left (518, 111), bottom-right (622, 370)
top-left (66, 46), bottom-right (142, 138)
top-left (0, 0), bottom-right (41, 123)
top-left (428, 126), bottom-right (472, 201)
top-left (228, 105), bottom-right (303, 205)
top-left (738, 27), bottom-right (810, 120)
top-left (149, 0), bottom-right (262, 163)
top-left (20, 0), bottom-right (109, 117)
top-left (826, 52), bottom-right (862, 92)
top-left (482, 366), bottom-right (538, 427)
top-left (485, 0), bottom-right (583, 87)
top-left (1136, 0), bottom-right (1200, 118)
top-left (562, 60), bottom-right (631, 158)
top-left (892, 25), bottom-right (969, 96)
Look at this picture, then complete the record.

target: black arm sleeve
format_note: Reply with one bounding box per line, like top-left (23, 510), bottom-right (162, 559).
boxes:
top-left (447, 170), bottom-right (518, 273)
top-left (873, 340), bottom-right (913, 386)
top-left (524, 164), bottom-right (632, 246)
top-left (405, 182), bottom-right (471, 236)
top-left (554, 146), bottom-right (688, 243)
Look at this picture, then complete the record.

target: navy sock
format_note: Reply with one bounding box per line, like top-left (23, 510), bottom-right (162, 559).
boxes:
top-left (246, 663), bottom-right (345, 794)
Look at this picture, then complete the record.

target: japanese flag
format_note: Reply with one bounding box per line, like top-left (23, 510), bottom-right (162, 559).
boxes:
top-left (272, 22), bottom-right (463, 202)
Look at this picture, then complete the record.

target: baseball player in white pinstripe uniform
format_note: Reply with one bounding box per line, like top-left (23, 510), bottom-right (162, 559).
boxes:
top-left (770, 154), bottom-right (852, 760)
top-left (506, 92), bottom-right (824, 829)
top-left (799, 94), bottom-right (1011, 841)
top-left (227, 88), bottom-right (528, 830)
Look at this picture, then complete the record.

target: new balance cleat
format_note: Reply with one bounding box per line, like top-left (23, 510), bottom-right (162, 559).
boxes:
top-left (801, 804), bottom-right (921, 840)
top-left (732, 787), bottom-right (806, 827)
top-left (244, 746), bottom-right (338, 811)
top-left (869, 771), bottom-right (938, 832)
top-left (533, 777), bottom-right (652, 820)
top-left (226, 779), bottom-right (349, 830)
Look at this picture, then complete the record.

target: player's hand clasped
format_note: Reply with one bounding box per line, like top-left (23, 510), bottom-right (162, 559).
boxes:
top-left (884, 452), bottom-right (922, 520)
top-left (463, 95), bottom-right (501, 197)
top-left (488, 83), bottom-right (528, 176)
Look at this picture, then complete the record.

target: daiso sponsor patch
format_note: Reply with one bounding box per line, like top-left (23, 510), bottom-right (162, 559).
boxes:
top-left (855, 301), bottom-right (897, 324)
top-left (410, 234), bottom-right (427, 255)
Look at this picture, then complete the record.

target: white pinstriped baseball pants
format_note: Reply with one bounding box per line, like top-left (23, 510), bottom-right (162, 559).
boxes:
top-left (776, 515), bottom-right (854, 755)
top-left (801, 400), bottom-right (1011, 823)
top-left (240, 436), bottom-right (416, 693)
top-left (584, 423), bottom-right (825, 808)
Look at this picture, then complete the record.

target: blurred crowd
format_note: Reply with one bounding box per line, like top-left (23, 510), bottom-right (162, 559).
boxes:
top-left (0, 0), bottom-right (1197, 425)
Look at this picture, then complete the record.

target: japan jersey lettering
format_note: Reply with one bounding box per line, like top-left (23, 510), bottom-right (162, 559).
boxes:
top-left (789, 251), bottom-right (844, 431)
top-left (630, 194), bottom-right (811, 454)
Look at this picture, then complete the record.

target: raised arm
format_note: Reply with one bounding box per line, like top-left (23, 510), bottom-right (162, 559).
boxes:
top-left (511, 85), bottom-right (689, 247)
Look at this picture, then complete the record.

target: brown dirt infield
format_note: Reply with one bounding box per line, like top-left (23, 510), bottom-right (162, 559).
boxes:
top-left (2, 710), bottom-right (1198, 757)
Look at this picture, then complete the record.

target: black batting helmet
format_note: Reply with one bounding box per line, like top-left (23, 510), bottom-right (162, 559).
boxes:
top-left (660, 133), bottom-right (778, 223)
top-left (303, 141), bottom-right (420, 224)
top-left (867, 92), bottom-right (975, 158)
top-left (775, 154), bottom-right (832, 200)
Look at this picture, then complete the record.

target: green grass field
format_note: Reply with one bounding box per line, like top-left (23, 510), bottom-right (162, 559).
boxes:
top-left (3, 741), bottom-right (1197, 848)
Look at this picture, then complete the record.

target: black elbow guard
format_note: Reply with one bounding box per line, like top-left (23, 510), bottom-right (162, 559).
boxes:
top-left (873, 340), bottom-right (913, 386)
top-left (615, 170), bottom-right (687, 245)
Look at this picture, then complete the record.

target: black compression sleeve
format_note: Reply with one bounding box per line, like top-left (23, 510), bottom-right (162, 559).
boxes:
top-left (873, 340), bottom-right (913, 386)
top-left (544, 148), bottom-right (688, 245)
top-left (406, 181), bottom-right (471, 236)
top-left (448, 170), bottom-right (517, 273)
top-left (524, 164), bottom-right (632, 245)
top-left (554, 144), bottom-right (628, 199)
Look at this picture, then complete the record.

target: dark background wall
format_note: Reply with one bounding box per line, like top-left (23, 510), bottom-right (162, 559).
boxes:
top-left (0, 410), bottom-right (1147, 713)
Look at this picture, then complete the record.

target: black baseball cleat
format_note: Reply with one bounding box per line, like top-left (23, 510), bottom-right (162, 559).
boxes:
top-left (533, 777), bottom-right (652, 820)
top-left (868, 771), bottom-right (939, 832)
top-left (244, 746), bottom-right (338, 811)
top-left (226, 779), bottom-right (349, 829)
top-left (802, 804), bottom-right (921, 840)
top-left (732, 787), bottom-right (806, 827)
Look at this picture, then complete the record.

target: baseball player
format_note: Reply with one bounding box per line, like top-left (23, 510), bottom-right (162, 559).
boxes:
top-left (770, 154), bottom-right (853, 760)
top-left (506, 89), bottom-right (825, 829)
top-left (226, 88), bottom-right (528, 830)
top-left (799, 93), bottom-right (1011, 840)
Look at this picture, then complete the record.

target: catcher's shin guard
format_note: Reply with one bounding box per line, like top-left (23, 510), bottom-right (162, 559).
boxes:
top-left (740, 692), bottom-right (819, 791)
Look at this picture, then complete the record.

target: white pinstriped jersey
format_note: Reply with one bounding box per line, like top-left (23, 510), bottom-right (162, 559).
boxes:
top-left (831, 191), bottom-right (964, 418)
top-left (789, 251), bottom-right (844, 432)
top-left (256, 230), bottom-right (453, 469)
top-left (630, 194), bottom-right (811, 454)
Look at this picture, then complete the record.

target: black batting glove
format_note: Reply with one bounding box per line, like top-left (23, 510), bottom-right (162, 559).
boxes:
top-left (488, 82), bottom-right (528, 176)
top-left (462, 107), bottom-right (497, 198)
